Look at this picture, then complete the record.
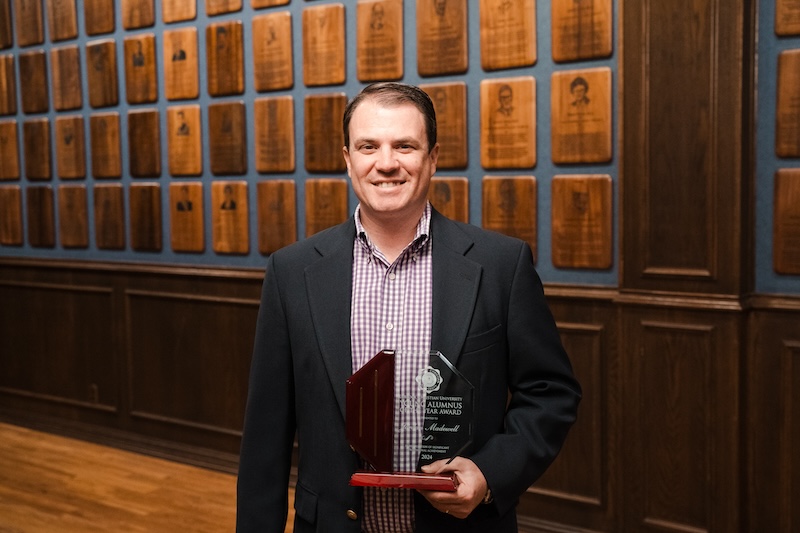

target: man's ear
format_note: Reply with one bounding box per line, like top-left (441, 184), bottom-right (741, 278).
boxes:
top-left (342, 145), bottom-right (352, 177)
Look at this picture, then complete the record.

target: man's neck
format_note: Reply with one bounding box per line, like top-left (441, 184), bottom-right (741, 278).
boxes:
top-left (359, 209), bottom-right (423, 264)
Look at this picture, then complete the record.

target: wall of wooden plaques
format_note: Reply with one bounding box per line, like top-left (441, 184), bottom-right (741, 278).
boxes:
top-left (0, 0), bottom-right (617, 276)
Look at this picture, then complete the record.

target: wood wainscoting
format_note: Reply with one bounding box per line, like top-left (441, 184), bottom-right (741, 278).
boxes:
top-left (1, 259), bottom-right (799, 532)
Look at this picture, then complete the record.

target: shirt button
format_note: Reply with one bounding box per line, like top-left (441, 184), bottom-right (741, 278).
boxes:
top-left (386, 323), bottom-right (394, 330)
top-left (388, 272), bottom-right (396, 280)
top-left (347, 509), bottom-right (358, 520)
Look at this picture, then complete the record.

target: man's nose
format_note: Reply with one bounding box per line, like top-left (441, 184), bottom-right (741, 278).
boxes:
top-left (375, 146), bottom-right (399, 172)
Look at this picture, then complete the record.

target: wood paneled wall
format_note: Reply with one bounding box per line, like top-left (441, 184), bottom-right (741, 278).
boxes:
top-left (0, 259), bottom-right (261, 471)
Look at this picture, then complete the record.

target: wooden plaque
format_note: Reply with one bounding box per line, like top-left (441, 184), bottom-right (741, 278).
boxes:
top-left (774, 169), bottom-right (800, 274)
top-left (416, 0), bottom-right (468, 76)
top-left (128, 109), bottom-right (161, 177)
top-left (58, 185), bottom-right (88, 248)
top-left (0, 120), bottom-right (19, 180)
top-left (552, 0), bottom-right (612, 62)
top-left (356, 0), bottom-right (404, 81)
top-left (86, 39), bottom-right (119, 108)
top-left (169, 181), bottom-right (204, 252)
top-left (551, 175), bottom-right (612, 269)
top-left (84, 0), bottom-right (115, 35)
top-left (55, 115), bottom-right (85, 179)
top-left (167, 105), bottom-right (202, 176)
top-left (14, 0), bottom-right (44, 46)
top-left (302, 3), bottom-right (345, 86)
top-left (305, 93), bottom-right (347, 172)
top-left (777, 0), bottom-right (800, 35)
top-left (90, 112), bottom-right (121, 178)
top-left (252, 0), bottom-right (289, 7)
top-left (94, 184), bottom-right (125, 249)
top-left (253, 11), bottom-right (293, 92)
top-left (46, 0), bottom-right (77, 41)
top-left (428, 177), bottom-right (469, 223)
top-left (551, 67), bottom-right (612, 163)
top-left (122, 0), bottom-right (155, 30)
top-left (257, 179), bottom-right (296, 254)
top-left (255, 96), bottom-right (295, 173)
top-left (19, 50), bottom-right (49, 114)
top-left (26, 185), bottom-right (54, 247)
top-left (0, 184), bottom-right (22, 245)
top-left (129, 183), bottom-right (162, 251)
top-left (163, 0), bottom-right (196, 23)
top-left (50, 45), bottom-right (82, 111)
top-left (482, 176), bottom-right (537, 259)
top-left (23, 118), bottom-right (51, 180)
top-left (207, 0), bottom-right (241, 16)
top-left (211, 180), bottom-right (249, 254)
top-left (1, 0), bottom-right (12, 49)
top-left (124, 33), bottom-right (158, 104)
top-left (479, 0), bottom-right (536, 71)
top-left (164, 27), bottom-right (199, 100)
top-left (421, 82), bottom-right (467, 168)
top-left (206, 20), bottom-right (244, 96)
top-left (208, 101), bottom-right (247, 175)
top-left (776, 50), bottom-right (800, 157)
top-left (480, 77), bottom-right (536, 169)
top-left (0, 55), bottom-right (16, 115)
top-left (305, 178), bottom-right (348, 237)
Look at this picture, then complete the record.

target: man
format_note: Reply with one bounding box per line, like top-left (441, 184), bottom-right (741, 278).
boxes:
top-left (237, 83), bottom-right (581, 532)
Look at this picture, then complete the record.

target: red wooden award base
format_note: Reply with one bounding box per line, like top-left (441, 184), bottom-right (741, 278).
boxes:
top-left (350, 471), bottom-right (458, 491)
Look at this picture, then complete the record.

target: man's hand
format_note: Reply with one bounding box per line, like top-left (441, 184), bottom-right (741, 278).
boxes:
top-left (418, 457), bottom-right (489, 519)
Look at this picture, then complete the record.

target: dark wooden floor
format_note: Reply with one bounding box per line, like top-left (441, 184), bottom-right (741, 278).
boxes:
top-left (0, 422), bottom-right (294, 533)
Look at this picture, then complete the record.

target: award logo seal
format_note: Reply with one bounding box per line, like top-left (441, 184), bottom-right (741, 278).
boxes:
top-left (416, 365), bottom-right (443, 393)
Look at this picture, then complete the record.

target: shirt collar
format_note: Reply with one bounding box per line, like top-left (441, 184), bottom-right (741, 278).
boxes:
top-left (354, 202), bottom-right (432, 253)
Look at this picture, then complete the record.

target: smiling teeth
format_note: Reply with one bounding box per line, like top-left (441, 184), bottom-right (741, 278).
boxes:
top-left (376, 182), bottom-right (401, 188)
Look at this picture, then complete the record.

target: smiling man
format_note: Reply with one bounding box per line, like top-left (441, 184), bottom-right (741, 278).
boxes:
top-left (236, 83), bottom-right (581, 533)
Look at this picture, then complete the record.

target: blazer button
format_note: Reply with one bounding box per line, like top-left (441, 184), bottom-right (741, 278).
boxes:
top-left (346, 509), bottom-right (358, 521)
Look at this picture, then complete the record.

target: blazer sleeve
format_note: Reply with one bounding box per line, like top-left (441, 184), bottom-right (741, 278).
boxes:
top-left (470, 241), bottom-right (582, 516)
top-left (236, 255), bottom-right (296, 532)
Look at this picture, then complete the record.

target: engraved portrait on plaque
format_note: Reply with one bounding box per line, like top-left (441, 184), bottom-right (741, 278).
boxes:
top-left (94, 184), bottom-right (125, 249)
top-left (482, 176), bottom-right (537, 258)
top-left (302, 3), bottom-right (345, 86)
top-left (479, 0), bottom-right (536, 71)
top-left (776, 50), bottom-right (800, 157)
top-left (212, 180), bottom-right (249, 254)
top-left (87, 39), bottom-right (119, 108)
top-left (551, 67), bottom-right (612, 164)
top-left (421, 82), bottom-right (467, 169)
top-left (0, 185), bottom-right (22, 245)
top-left (551, 175), bottom-right (612, 269)
top-left (170, 182), bottom-right (204, 253)
top-left (480, 77), bottom-right (536, 169)
top-left (357, 0), bottom-right (404, 81)
top-left (777, 0), bottom-right (800, 36)
top-left (164, 28), bottom-right (199, 100)
top-left (552, 0), bottom-right (612, 62)
top-left (255, 96), bottom-right (295, 173)
top-left (417, 0), bottom-right (468, 76)
top-left (253, 11), bottom-right (293, 91)
top-left (0, 120), bottom-right (19, 180)
top-left (257, 179), bottom-right (297, 254)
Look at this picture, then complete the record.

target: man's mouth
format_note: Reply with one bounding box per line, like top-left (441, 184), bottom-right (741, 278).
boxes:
top-left (374, 181), bottom-right (405, 188)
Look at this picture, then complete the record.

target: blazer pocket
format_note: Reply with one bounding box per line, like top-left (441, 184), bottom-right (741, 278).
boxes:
top-left (461, 324), bottom-right (503, 354)
top-left (293, 482), bottom-right (318, 525)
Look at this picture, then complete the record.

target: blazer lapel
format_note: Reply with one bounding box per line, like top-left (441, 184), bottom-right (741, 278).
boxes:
top-left (430, 211), bottom-right (482, 368)
top-left (305, 220), bottom-right (356, 419)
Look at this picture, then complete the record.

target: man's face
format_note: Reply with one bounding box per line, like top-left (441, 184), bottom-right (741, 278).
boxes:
top-left (343, 99), bottom-right (439, 228)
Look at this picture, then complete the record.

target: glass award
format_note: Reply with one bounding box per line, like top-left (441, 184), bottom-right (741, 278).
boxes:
top-left (345, 350), bottom-right (475, 491)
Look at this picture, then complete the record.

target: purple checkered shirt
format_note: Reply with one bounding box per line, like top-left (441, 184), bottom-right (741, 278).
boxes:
top-left (351, 203), bottom-right (433, 533)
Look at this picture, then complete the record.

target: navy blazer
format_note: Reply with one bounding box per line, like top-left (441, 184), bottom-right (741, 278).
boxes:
top-left (237, 209), bottom-right (581, 533)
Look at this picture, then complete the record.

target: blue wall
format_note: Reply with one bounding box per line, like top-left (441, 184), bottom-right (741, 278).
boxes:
top-left (1, 0), bottom-right (620, 285)
top-left (756, 0), bottom-right (800, 294)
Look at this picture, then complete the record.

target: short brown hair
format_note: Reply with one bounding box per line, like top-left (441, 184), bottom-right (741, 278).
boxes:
top-left (342, 82), bottom-right (437, 153)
